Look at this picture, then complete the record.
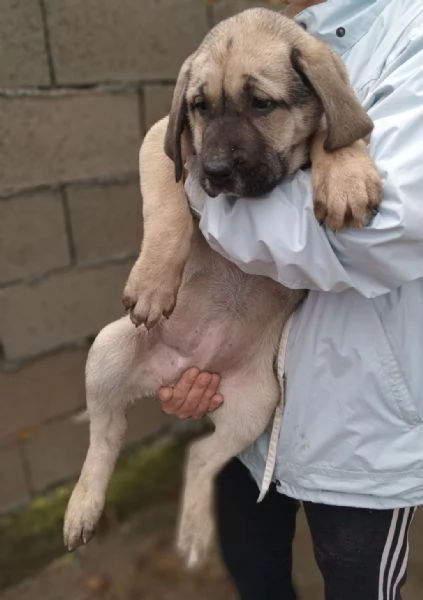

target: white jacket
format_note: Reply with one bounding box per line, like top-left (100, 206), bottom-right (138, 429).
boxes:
top-left (187, 0), bottom-right (423, 508)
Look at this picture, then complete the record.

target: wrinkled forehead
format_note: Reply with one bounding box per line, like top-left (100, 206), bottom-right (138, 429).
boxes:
top-left (187, 30), bottom-right (294, 105)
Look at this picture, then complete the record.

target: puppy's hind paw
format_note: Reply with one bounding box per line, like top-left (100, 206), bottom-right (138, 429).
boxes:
top-left (176, 510), bottom-right (214, 569)
top-left (63, 484), bottom-right (104, 551)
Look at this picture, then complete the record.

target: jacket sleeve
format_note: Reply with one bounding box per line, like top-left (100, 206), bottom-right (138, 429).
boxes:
top-left (195, 41), bottom-right (423, 298)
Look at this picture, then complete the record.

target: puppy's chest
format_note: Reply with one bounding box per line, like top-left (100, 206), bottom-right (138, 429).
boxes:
top-left (154, 267), bottom-right (283, 373)
top-left (183, 249), bottom-right (280, 321)
top-left (153, 316), bottom-right (263, 377)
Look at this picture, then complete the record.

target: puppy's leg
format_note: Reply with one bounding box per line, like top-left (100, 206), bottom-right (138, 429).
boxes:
top-left (310, 129), bottom-right (382, 231)
top-left (177, 363), bottom-right (279, 568)
top-left (64, 318), bottom-right (140, 550)
top-left (123, 117), bottom-right (193, 329)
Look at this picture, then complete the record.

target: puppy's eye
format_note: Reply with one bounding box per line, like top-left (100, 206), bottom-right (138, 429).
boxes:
top-left (192, 99), bottom-right (209, 116)
top-left (251, 97), bottom-right (277, 114)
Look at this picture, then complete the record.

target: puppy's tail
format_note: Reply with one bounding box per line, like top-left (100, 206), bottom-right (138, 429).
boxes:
top-left (72, 409), bottom-right (89, 424)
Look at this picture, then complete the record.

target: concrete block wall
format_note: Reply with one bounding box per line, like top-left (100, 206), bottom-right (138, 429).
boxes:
top-left (0, 0), bottom-right (283, 513)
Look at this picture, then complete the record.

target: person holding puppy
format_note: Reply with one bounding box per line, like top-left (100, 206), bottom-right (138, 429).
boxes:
top-left (158, 0), bottom-right (423, 598)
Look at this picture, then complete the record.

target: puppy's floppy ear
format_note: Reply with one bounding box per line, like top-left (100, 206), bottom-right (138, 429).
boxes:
top-left (164, 54), bottom-right (194, 181)
top-left (291, 40), bottom-right (373, 150)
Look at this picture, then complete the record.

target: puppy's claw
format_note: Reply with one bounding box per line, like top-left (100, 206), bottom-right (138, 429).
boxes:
top-left (122, 294), bottom-right (135, 313)
top-left (187, 548), bottom-right (200, 569)
top-left (82, 528), bottom-right (95, 545)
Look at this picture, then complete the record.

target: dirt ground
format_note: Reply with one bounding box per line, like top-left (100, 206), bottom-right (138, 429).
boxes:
top-left (1, 501), bottom-right (422, 600)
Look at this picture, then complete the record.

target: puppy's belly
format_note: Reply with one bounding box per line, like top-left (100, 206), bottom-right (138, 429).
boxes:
top-left (132, 316), bottom-right (277, 393)
top-left (128, 250), bottom-right (294, 395)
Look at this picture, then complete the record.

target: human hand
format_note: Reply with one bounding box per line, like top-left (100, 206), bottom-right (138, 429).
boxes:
top-left (158, 367), bottom-right (223, 419)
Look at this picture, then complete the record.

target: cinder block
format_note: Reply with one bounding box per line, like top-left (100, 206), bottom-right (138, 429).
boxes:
top-left (25, 415), bottom-right (89, 491)
top-left (0, 261), bottom-right (132, 360)
top-left (0, 348), bottom-right (88, 441)
top-left (67, 181), bottom-right (142, 264)
top-left (0, 0), bottom-right (50, 87)
top-left (0, 190), bottom-right (70, 284)
top-left (0, 92), bottom-right (140, 195)
top-left (212, 0), bottom-right (280, 24)
top-left (0, 444), bottom-right (29, 512)
top-left (144, 85), bottom-right (174, 131)
top-left (126, 398), bottom-right (170, 446)
top-left (44, 0), bottom-right (208, 84)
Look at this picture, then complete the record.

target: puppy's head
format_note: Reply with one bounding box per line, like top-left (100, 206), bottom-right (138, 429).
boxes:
top-left (165, 8), bottom-right (373, 198)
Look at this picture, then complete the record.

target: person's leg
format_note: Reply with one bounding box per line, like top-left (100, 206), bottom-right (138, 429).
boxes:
top-left (215, 458), bottom-right (299, 600)
top-left (303, 501), bottom-right (417, 600)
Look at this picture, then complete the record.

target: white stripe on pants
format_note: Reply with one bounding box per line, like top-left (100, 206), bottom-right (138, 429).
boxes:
top-left (378, 507), bottom-right (416, 600)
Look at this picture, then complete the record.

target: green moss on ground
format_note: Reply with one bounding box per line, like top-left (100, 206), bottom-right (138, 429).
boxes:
top-left (0, 434), bottom-right (194, 590)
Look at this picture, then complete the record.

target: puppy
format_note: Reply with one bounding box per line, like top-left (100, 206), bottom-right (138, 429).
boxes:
top-left (64, 8), bottom-right (381, 568)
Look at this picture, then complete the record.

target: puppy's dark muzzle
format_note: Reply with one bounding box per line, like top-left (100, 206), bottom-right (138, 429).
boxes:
top-left (203, 157), bottom-right (234, 184)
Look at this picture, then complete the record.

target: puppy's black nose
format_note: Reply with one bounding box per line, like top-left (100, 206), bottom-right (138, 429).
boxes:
top-left (203, 158), bottom-right (233, 180)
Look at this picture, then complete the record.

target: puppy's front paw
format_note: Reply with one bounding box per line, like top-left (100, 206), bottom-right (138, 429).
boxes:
top-left (122, 261), bottom-right (182, 329)
top-left (63, 483), bottom-right (105, 551)
top-left (312, 148), bottom-right (382, 232)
